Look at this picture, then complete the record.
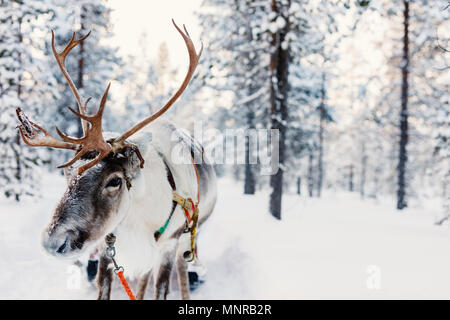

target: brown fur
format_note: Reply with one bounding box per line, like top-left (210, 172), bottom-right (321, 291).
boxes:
top-left (153, 249), bottom-right (176, 300)
top-left (136, 271), bottom-right (151, 300)
top-left (176, 249), bottom-right (190, 300)
top-left (97, 255), bottom-right (113, 300)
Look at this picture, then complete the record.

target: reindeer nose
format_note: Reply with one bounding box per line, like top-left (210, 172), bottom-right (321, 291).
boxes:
top-left (56, 235), bottom-right (69, 254)
top-left (41, 231), bottom-right (71, 256)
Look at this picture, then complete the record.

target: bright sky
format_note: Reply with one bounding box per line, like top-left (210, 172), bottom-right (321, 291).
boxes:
top-left (107, 0), bottom-right (202, 69)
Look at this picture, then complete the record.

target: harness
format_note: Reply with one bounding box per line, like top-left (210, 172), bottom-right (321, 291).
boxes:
top-left (154, 159), bottom-right (200, 263)
top-left (104, 151), bottom-right (201, 300)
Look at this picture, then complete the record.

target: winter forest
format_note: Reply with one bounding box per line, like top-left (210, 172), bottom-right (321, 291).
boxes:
top-left (0, 0), bottom-right (449, 299)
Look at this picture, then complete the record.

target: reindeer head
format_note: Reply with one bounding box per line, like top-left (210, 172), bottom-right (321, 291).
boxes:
top-left (16, 21), bottom-right (202, 258)
top-left (41, 149), bottom-right (143, 258)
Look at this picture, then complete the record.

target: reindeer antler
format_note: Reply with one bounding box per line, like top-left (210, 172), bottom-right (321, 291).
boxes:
top-left (55, 83), bottom-right (112, 173)
top-left (50, 30), bottom-right (112, 174)
top-left (16, 21), bottom-right (202, 175)
top-left (110, 19), bottom-right (203, 151)
top-left (16, 108), bottom-right (77, 150)
top-left (17, 31), bottom-right (113, 175)
top-left (51, 30), bottom-right (92, 135)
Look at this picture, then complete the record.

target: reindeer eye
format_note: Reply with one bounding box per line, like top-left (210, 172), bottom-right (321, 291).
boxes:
top-left (106, 177), bottom-right (122, 188)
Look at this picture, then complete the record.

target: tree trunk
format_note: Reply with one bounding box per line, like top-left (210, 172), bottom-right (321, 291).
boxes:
top-left (244, 118), bottom-right (256, 194)
top-left (308, 152), bottom-right (314, 198)
top-left (397, 0), bottom-right (409, 210)
top-left (15, 17), bottom-right (23, 201)
top-left (77, 5), bottom-right (87, 137)
top-left (243, 5), bottom-right (256, 195)
top-left (16, 16), bottom-right (23, 98)
top-left (297, 177), bottom-right (301, 195)
top-left (349, 164), bottom-right (354, 192)
top-left (269, 0), bottom-right (290, 220)
top-left (360, 143), bottom-right (367, 199)
top-left (317, 72), bottom-right (326, 197)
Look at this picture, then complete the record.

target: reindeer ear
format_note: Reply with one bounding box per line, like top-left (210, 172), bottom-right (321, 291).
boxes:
top-left (115, 146), bottom-right (142, 177)
top-left (128, 148), bottom-right (144, 172)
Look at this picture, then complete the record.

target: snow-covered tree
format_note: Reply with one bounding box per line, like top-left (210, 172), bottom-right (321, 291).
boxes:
top-left (198, 0), bottom-right (272, 195)
top-left (197, 0), bottom-right (367, 218)
top-left (373, 0), bottom-right (449, 209)
top-left (0, 0), bottom-right (59, 201)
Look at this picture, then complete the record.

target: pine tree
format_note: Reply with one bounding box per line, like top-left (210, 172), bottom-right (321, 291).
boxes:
top-left (322, 0), bottom-right (448, 208)
top-left (268, 0), bottom-right (344, 217)
top-left (0, 0), bottom-right (59, 201)
top-left (396, 0), bottom-right (409, 210)
top-left (268, 0), bottom-right (291, 219)
top-left (370, 0), bottom-right (449, 208)
top-left (198, 0), bottom-right (271, 195)
top-left (198, 0), bottom-right (355, 217)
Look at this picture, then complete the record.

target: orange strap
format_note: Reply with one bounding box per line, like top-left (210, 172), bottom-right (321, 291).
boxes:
top-left (116, 270), bottom-right (136, 300)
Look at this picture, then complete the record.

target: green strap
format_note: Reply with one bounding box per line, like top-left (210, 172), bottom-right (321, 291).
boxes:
top-left (157, 218), bottom-right (171, 235)
top-left (154, 201), bottom-right (178, 241)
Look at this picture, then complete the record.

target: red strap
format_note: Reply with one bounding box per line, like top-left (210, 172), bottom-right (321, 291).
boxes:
top-left (116, 270), bottom-right (136, 300)
top-left (183, 208), bottom-right (191, 223)
top-left (182, 198), bottom-right (198, 223)
top-left (190, 154), bottom-right (200, 205)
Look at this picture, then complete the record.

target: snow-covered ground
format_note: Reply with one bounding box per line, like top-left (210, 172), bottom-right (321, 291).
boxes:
top-left (1, 173), bottom-right (449, 299)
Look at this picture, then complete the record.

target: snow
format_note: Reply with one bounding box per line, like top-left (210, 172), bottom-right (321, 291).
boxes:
top-left (1, 173), bottom-right (450, 299)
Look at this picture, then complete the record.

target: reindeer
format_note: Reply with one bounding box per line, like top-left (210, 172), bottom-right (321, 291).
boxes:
top-left (15, 21), bottom-right (217, 300)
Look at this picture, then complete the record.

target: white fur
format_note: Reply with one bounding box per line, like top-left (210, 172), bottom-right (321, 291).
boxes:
top-left (106, 120), bottom-right (216, 278)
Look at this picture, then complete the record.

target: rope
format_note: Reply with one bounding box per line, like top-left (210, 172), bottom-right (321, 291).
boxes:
top-left (105, 233), bottom-right (136, 300)
top-left (116, 270), bottom-right (136, 300)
